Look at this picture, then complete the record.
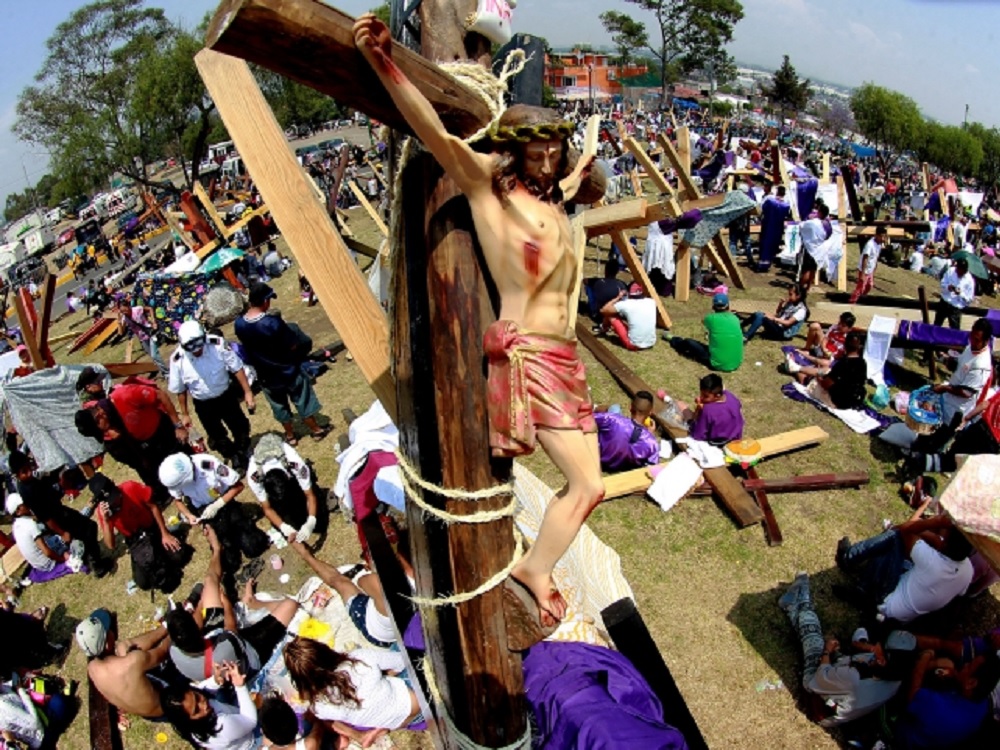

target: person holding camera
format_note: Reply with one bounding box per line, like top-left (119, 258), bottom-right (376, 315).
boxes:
top-left (90, 474), bottom-right (190, 592)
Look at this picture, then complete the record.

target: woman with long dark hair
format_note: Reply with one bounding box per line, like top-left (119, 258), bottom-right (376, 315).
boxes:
top-left (282, 637), bottom-right (420, 731)
top-left (160, 661), bottom-right (259, 750)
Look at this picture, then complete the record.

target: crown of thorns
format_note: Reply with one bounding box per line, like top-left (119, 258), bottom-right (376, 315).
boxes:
top-left (487, 120), bottom-right (576, 144)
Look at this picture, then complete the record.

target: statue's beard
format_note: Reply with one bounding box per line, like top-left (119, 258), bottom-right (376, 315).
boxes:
top-left (522, 174), bottom-right (554, 199)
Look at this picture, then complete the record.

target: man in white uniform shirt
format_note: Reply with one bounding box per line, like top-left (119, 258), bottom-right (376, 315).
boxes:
top-left (159, 452), bottom-right (269, 576)
top-left (935, 258), bottom-right (976, 329)
top-left (246, 433), bottom-right (319, 546)
top-left (169, 320), bottom-right (255, 471)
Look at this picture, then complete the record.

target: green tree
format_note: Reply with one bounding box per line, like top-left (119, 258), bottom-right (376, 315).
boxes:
top-left (14, 0), bottom-right (174, 194)
top-left (761, 55), bottom-right (810, 126)
top-left (131, 25), bottom-right (216, 190)
top-left (599, 11), bottom-right (648, 68)
top-left (967, 123), bottom-right (1000, 193)
top-left (255, 69), bottom-right (341, 130)
top-left (918, 122), bottom-right (983, 178)
top-left (371, 3), bottom-right (391, 26)
top-left (850, 83), bottom-right (924, 174)
top-left (605, 0), bottom-right (743, 100)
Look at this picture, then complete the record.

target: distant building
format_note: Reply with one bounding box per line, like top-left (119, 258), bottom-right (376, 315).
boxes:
top-left (545, 49), bottom-right (648, 101)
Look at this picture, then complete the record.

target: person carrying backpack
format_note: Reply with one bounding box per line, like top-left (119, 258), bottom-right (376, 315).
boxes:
top-left (90, 474), bottom-right (191, 592)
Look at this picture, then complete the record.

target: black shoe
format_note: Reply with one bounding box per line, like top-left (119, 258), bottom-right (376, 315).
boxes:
top-left (835, 537), bottom-right (851, 570)
top-left (91, 559), bottom-right (112, 579)
top-left (183, 582), bottom-right (204, 612)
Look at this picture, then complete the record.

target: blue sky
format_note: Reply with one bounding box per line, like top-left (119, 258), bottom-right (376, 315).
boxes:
top-left (3, 0), bottom-right (999, 212)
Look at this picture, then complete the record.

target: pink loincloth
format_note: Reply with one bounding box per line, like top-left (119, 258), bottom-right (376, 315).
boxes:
top-left (483, 320), bottom-right (596, 458)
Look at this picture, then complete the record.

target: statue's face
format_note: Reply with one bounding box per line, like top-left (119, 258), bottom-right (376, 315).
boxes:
top-left (521, 139), bottom-right (562, 196)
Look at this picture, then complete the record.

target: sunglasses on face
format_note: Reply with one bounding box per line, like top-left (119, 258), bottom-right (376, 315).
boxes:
top-left (182, 336), bottom-right (206, 352)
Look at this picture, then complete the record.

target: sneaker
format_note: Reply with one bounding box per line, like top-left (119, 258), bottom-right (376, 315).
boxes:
top-left (785, 354), bottom-right (801, 374)
top-left (835, 537), bottom-right (852, 569)
top-left (661, 331), bottom-right (674, 342)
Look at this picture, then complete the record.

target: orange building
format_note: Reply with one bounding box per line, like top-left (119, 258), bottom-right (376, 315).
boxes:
top-left (545, 50), bottom-right (648, 101)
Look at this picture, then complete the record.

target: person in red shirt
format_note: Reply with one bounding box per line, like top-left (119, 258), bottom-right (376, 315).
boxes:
top-left (75, 382), bottom-right (190, 499)
top-left (91, 474), bottom-right (190, 591)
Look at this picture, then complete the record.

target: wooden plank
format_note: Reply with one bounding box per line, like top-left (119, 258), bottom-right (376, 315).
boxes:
top-left (918, 286), bottom-right (938, 380)
top-left (343, 236), bottom-right (381, 259)
top-left (348, 179), bottom-right (389, 236)
top-left (205, 0), bottom-right (492, 142)
top-left (756, 426), bottom-right (829, 457)
top-left (69, 318), bottom-right (113, 353)
top-left (83, 322), bottom-right (119, 355)
top-left (576, 323), bottom-right (762, 526)
top-left (824, 292), bottom-right (992, 318)
top-left (49, 331), bottom-right (79, 346)
top-left (656, 133), bottom-right (746, 290)
top-left (222, 204), bottom-right (270, 239)
top-left (196, 49), bottom-right (396, 419)
top-left (676, 126), bottom-right (691, 181)
top-left (583, 199), bottom-right (648, 237)
top-left (0, 544), bottom-right (25, 584)
top-left (610, 229), bottom-right (671, 329)
top-left (675, 242), bottom-right (691, 303)
top-left (821, 153), bottom-right (830, 184)
top-left (124, 338), bottom-right (135, 364)
top-left (36, 274), bottom-right (57, 366)
top-left (194, 238), bottom-right (221, 260)
top-left (624, 137), bottom-right (673, 195)
top-left (105, 362), bottom-right (160, 378)
top-left (193, 181), bottom-right (228, 234)
top-left (14, 294), bottom-right (44, 371)
top-left (747, 467), bottom-right (782, 546)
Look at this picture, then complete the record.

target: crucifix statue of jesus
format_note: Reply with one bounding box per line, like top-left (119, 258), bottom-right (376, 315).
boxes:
top-left (355, 14), bottom-right (605, 626)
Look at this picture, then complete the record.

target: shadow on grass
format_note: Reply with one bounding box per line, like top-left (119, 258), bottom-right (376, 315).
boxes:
top-left (47, 601), bottom-right (80, 652)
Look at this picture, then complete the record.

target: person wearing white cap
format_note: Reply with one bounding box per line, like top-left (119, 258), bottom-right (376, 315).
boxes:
top-left (169, 320), bottom-right (255, 472)
top-left (6, 493), bottom-right (78, 582)
top-left (159, 452), bottom-right (268, 575)
top-left (246, 433), bottom-right (318, 546)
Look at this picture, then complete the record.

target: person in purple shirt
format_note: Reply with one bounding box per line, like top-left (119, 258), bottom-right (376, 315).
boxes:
top-left (680, 374), bottom-right (745, 446)
top-left (593, 392), bottom-right (660, 473)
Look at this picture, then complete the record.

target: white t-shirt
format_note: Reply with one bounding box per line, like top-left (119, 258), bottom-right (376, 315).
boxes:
top-left (168, 455), bottom-right (239, 509)
top-left (13, 516), bottom-right (55, 572)
top-left (859, 238), bottom-right (882, 275)
top-left (943, 345), bottom-right (992, 421)
top-left (614, 298), bottom-right (657, 349)
top-left (881, 539), bottom-right (973, 622)
top-left (200, 685), bottom-right (258, 750)
top-left (247, 443), bottom-right (312, 504)
top-left (806, 663), bottom-right (900, 725)
top-left (939, 268), bottom-right (975, 309)
top-left (908, 249), bottom-right (924, 272)
top-left (308, 649), bottom-right (412, 729)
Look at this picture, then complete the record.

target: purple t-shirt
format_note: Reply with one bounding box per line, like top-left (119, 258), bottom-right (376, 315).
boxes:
top-left (688, 391), bottom-right (744, 445)
top-left (594, 412), bottom-right (659, 472)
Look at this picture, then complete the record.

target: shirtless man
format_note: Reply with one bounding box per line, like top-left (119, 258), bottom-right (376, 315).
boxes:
top-left (80, 611), bottom-right (173, 719)
top-left (354, 15), bottom-right (605, 624)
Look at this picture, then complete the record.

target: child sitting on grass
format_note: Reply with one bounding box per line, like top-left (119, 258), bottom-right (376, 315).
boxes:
top-left (676, 374), bottom-right (745, 446)
top-left (789, 331), bottom-right (868, 410)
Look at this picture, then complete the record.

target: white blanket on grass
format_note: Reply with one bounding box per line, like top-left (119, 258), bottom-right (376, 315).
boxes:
top-left (789, 382), bottom-right (881, 434)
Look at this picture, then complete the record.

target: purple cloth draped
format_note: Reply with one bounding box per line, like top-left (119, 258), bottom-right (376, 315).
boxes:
top-left (780, 383), bottom-right (900, 430)
top-left (523, 642), bottom-right (689, 750)
top-left (724, 151), bottom-right (735, 167)
top-left (758, 196), bottom-right (792, 267)
top-left (790, 165), bottom-right (814, 181)
top-left (897, 321), bottom-right (969, 349)
top-left (796, 178), bottom-right (819, 218)
top-left (927, 192), bottom-right (942, 217)
top-left (933, 216), bottom-right (949, 242)
top-left (594, 412), bottom-right (659, 473)
top-left (693, 152), bottom-right (726, 184)
top-left (28, 561), bottom-right (85, 583)
top-left (781, 345), bottom-right (812, 368)
top-left (657, 209), bottom-right (702, 235)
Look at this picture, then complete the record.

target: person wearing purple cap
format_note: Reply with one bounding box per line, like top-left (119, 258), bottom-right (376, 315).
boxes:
top-left (598, 283), bottom-right (657, 351)
top-left (667, 292), bottom-right (743, 372)
top-left (234, 281), bottom-right (330, 445)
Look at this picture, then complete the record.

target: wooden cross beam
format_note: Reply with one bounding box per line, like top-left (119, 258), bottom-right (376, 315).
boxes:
top-left (195, 49), bottom-right (396, 418)
top-left (348, 179), bottom-right (389, 236)
top-left (205, 0), bottom-right (492, 140)
top-left (656, 133), bottom-right (747, 291)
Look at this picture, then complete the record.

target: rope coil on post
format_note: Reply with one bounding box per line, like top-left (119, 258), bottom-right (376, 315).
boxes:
top-left (422, 655), bottom-right (533, 750)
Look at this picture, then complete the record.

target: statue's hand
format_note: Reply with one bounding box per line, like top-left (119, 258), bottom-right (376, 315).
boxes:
top-left (353, 13), bottom-right (393, 68)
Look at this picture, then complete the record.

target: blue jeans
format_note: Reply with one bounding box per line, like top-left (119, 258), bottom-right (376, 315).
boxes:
top-left (730, 234), bottom-right (752, 265)
top-left (841, 530), bottom-right (907, 603)
top-left (742, 312), bottom-right (800, 342)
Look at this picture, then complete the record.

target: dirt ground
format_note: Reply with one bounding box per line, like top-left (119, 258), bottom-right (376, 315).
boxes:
top-left (4, 204), bottom-right (999, 749)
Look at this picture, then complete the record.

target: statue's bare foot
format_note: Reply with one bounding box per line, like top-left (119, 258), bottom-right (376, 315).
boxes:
top-left (510, 567), bottom-right (567, 626)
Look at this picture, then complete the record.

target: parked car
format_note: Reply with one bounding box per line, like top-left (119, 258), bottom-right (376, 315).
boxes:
top-left (317, 138), bottom-right (346, 153)
top-left (57, 228), bottom-right (76, 246)
top-left (294, 144), bottom-right (321, 165)
top-left (7, 257), bottom-right (47, 290)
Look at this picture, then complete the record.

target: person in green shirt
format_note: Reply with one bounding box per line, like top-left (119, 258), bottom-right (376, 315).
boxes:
top-left (666, 293), bottom-right (744, 372)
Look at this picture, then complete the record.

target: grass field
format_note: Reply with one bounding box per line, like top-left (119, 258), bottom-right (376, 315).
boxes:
top-left (3, 205), bottom-right (999, 750)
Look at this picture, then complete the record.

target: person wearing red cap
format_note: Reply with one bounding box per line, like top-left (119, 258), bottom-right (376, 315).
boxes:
top-left (598, 283), bottom-right (657, 351)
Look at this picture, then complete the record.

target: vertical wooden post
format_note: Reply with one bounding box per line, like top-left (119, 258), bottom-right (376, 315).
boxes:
top-left (676, 126), bottom-right (691, 180)
top-left (14, 293), bottom-right (44, 371)
top-left (391, 1), bottom-right (526, 745)
top-left (918, 285), bottom-right (938, 380)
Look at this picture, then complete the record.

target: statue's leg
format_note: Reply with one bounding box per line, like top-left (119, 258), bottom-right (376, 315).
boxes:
top-left (511, 427), bottom-right (604, 624)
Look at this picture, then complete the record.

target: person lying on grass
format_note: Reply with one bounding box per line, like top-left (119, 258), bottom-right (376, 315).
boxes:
top-left (787, 330), bottom-right (868, 411)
